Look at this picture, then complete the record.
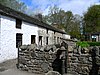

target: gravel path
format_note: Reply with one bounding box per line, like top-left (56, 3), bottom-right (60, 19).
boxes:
top-left (0, 59), bottom-right (17, 72)
top-left (0, 68), bottom-right (43, 75)
top-left (0, 59), bottom-right (43, 75)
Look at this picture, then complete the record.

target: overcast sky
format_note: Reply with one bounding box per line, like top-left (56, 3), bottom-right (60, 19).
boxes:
top-left (21, 0), bottom-right (100, 15)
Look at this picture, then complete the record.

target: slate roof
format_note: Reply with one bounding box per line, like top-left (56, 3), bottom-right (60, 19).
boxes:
top-left (0, 4), bottom-right (66, 34)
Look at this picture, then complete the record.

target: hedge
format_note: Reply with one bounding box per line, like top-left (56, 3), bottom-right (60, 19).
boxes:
top-left (77, 41), bottom-right (100, 47)
top-left (87, 42), bottom-right (100, 46)
top-left (76, 41), bottom-right (89, 48)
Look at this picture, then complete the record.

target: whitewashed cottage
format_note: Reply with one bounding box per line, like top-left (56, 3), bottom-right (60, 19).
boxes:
top-left (0, 4), bottom-right (70, 62)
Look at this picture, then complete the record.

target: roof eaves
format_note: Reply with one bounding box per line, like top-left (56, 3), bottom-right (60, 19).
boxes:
top-left (0, 4), bottom-right (66, 34)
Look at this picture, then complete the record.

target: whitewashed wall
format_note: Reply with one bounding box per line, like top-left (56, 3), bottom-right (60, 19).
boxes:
top-left (0, 15), bottom-right (16, 62)
top-left (0, 15), bottom-right (1, 59)
top-left (48, 30), bottom-right (54, 45)
top-left (55, 32), bottom-right (63, 44)
top-left (63, 34), bottom-right (70, 39)
top-left (0, 15), bottom-right (70, 62)
top-left (20, 22), bottom-right (38, 45)
top-left (0, 15), bottom-right (39, 62)
top-left (38, 27), bottom-right (46, 46)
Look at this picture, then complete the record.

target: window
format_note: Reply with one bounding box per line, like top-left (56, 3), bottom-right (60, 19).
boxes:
top-left (92, 35), bottom-right (97, 42)
top-left (54, 36), bottom-right (56, 44)
top-left (16, 19), bottom-right (22, 29)
top-left (31, 35), bottom-right (36, 44)
top-left (39, 36), bottom-right (42, 45)
top-left (16, 33), bottom-right (22, 48)
top-left (46, 37), bottom-right (48, 45)
top-left (47, 29), bottom-right (48, 34)
top-left (54, 31), bottom-right (55, 34)
top-left (57, 37), bottom-right (59, 44)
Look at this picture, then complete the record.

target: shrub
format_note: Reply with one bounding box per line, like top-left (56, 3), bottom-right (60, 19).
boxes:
top-left (87, 42), bottom-right (100, 46)
top-left (76, 41), bottom-right (89, 48)
top-left (77, 41), bottom-right (100, 47)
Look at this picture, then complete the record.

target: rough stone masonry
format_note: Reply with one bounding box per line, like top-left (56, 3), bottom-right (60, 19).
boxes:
top-left (67, 45), bottom-right (100, 75)
top-left (18, 41), bottom-right (68, 74)
top-left (17, 40), bottom-right (100, 75)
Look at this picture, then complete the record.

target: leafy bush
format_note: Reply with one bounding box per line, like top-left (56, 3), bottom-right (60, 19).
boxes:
top-left (76, 41), bottom-right (89, 48)
top-left (77, 41), bottom-right (100, 47)
top-left (87, 42), bottom-right (100, 46)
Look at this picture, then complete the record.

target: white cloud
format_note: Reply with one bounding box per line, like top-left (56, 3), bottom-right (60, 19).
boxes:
top-left (58, 0), bottom-right (100, 15)
top-left (30, 0), bottom-right (100, 15)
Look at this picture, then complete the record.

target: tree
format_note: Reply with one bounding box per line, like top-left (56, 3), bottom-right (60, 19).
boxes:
top-left (0, 0), bottom-right (27, 13)
top-left (69, 14), bottom-right (82, 39)
top-left (43, 6), bottom-right (82, 39)
top-left (43, 6), bottom-right (64, 26)
top-left (83, 5), bottom-right (100, 34)
top-left (43, 6), bottom-right (74, 30)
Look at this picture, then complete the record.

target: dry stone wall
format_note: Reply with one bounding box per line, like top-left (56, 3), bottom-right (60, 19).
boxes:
top-left (18, 43), bottom-right (67, 74)
top-left (17, 40), bottom-right (100, 75)
top-left (68, 46), bottom-right (100, 75)
top-left (59, 40), bottom-right (100, 75)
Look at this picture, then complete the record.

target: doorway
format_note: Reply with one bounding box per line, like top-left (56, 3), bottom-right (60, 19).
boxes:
top-left (31, 35), bottom-right (36, 44)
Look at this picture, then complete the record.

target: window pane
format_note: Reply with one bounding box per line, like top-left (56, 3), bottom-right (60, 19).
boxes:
top-left (16, 19), bottom-right (22, 29)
